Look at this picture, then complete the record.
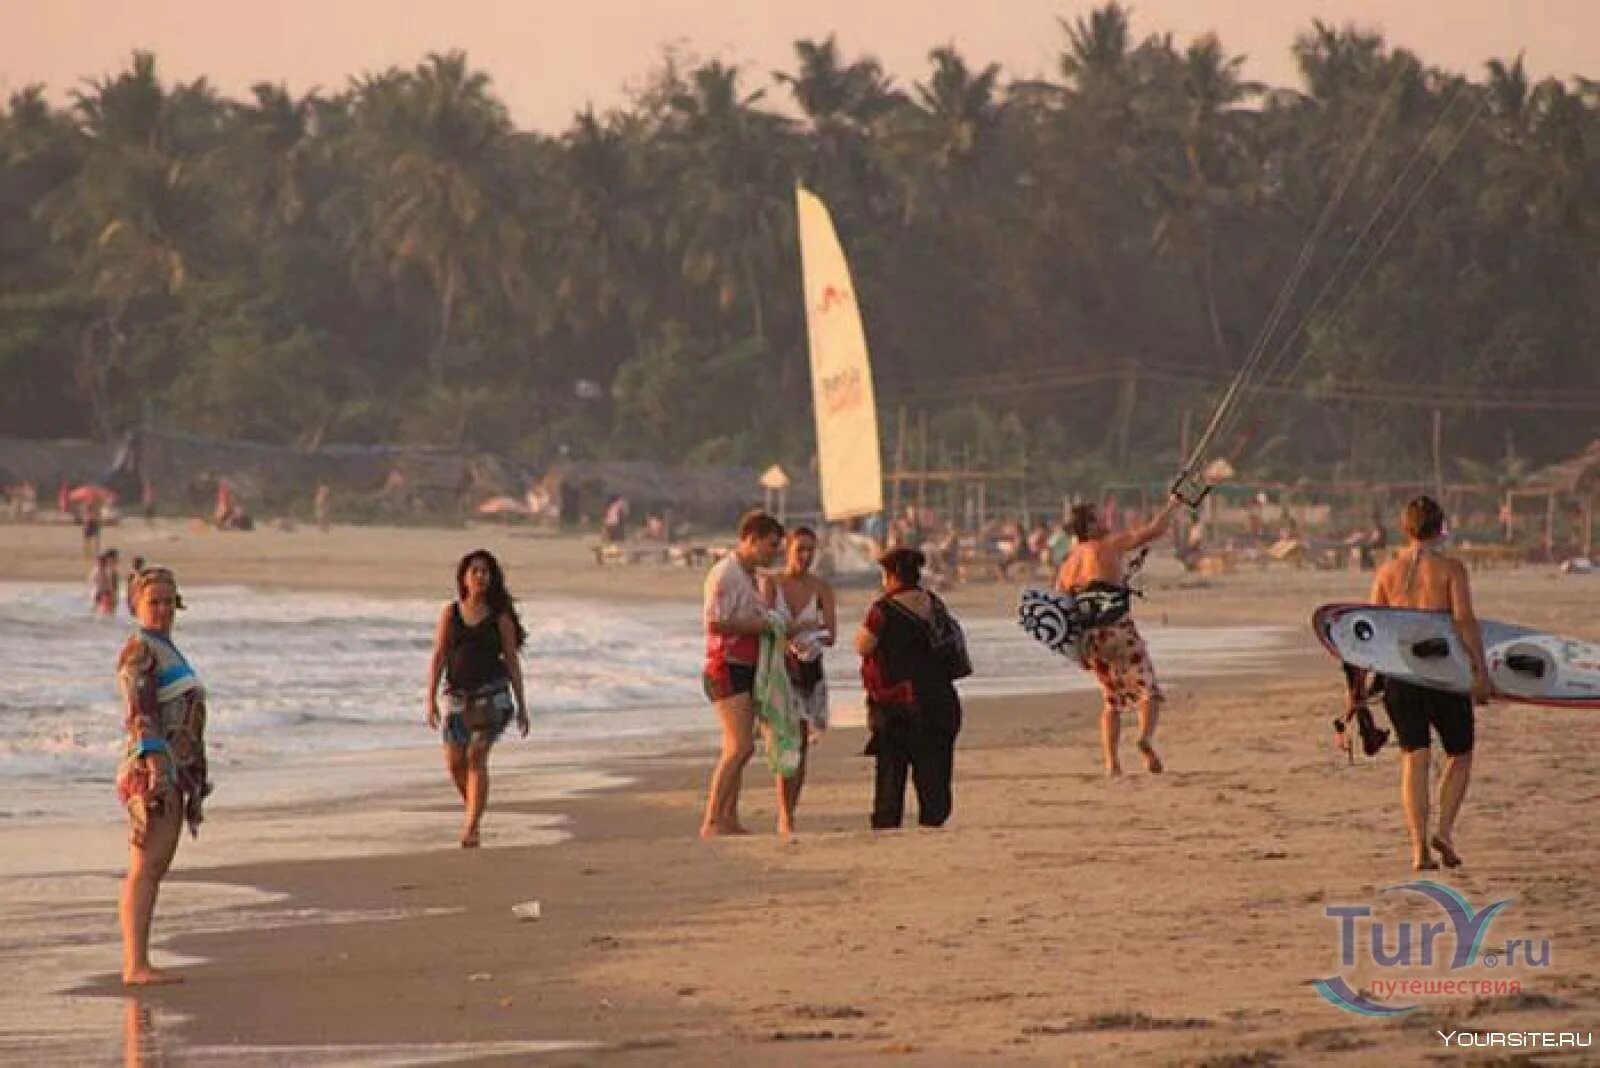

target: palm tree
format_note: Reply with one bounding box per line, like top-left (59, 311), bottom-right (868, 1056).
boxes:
top-left (1146, 33), bottom-right (1263, 362)
top-left (660, 60), bottom-right (794, 342)
top-left (906, 46), bottom-right (1003, 176)
top-left (228, 82), bottom-right (318, 231)
top-left (1058, 2), bottom-right (1134, 106)
top-left (354, 52), bottom-right (524, 383)
top-left (776, 36), bottom-right (904, 221)
top-left (41, 52), bottom-right (219, 437)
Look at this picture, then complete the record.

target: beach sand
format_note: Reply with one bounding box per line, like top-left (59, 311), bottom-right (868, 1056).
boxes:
top-left (3, 520), bottom-right (1598, 1065)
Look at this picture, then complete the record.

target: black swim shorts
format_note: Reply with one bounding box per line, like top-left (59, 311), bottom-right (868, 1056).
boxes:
top-left (1381, 677), bottom-right (1474, 755)
top-left (702, 662), bottom-right (756, 703)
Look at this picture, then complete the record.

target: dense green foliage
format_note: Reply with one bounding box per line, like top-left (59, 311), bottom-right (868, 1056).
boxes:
top-left (3, 7), bottom-right (1597, 488)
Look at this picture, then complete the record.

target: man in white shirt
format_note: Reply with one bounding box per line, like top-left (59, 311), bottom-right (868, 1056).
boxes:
top-left (700, 510), bottom-right (786, 836)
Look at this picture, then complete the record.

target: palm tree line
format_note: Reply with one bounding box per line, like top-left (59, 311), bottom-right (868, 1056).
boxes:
top-left (2, 5), bottom-right (1597, 489)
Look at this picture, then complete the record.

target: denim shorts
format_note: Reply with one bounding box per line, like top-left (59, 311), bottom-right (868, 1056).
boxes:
top-left (443, 681), bottom-right (514, 747)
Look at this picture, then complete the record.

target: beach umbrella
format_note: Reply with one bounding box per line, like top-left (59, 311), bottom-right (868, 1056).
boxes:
top-left (477, 495), bottom-right (529, 515)
top-left (67, 484), bottom-right (117, 506)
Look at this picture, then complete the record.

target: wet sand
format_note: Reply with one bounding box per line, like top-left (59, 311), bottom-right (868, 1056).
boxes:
top-left (3, 521), bottom-right (1598, 1064)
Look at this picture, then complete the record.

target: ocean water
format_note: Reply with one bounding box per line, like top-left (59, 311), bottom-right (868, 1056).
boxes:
top-left (0, 582), bottom-right (1289, 819)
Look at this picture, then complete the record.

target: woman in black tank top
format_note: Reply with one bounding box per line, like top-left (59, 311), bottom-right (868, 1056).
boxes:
top-left (425, 550), bottom-right (529, 848)
top-left (445, 604), bottom-right (510, 691)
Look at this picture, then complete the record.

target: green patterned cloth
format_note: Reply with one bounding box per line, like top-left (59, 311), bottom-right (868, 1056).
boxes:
top-left (753, 614), bottom-right (803, 777)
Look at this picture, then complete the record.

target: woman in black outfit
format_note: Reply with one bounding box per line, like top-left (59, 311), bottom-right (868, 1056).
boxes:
top-left (856, 548), bottom-right (964, 829)
top-left (426, 550), bottom-right (529, 847)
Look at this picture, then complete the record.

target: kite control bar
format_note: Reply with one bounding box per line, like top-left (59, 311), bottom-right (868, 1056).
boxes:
top-left (1169, 469), bottom-right (1214, 509)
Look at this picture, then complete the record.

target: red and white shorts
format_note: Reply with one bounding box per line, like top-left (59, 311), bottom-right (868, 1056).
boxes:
top-left (1081, 618), bottom-right (1163, 713)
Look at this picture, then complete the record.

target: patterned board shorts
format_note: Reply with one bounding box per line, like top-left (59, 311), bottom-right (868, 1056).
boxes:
top-left (1081, 617), bottom-right (1163, 713)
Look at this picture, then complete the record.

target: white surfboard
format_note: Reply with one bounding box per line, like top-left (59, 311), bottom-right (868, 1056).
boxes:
top-left (1312, 603), bottom-right (1600, 709)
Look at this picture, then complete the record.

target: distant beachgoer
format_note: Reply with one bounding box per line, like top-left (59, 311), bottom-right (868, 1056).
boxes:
top-left (425, 550), bottom-right (530, 848)
top-left (116, 566), bottom-right (211, 985)
top-left (763, 526), bottom-right (836, 837)
top-left (1267, 526), bottom-right (1306, 567)
top-left (996, 518), bottom-right (1028, 581)
top-left (140, 479), bottom-right (156, 526)
top-left (1047, 522), bottom-right (1072, 570)
top-left (1355, 512), bottom-right (1388, 570)
top-left (932, 526), bottom-right (963, 584)
top-left (857, 548), bottom-right (965, 829)
top-left (126, 556), bottom-right (146, 616)
top-left (82, 500), bottom-right (103, 559)
top-left (213, 479), bottom-right (234, 528)
top-left (700, 510), bottom-right (787, 837)
top-left (1055, 496), bottom-right (1181, 776)
top-left (92, 549), bottom-right (120, 615)
top-left (5, 481), bottom-right (37, 521)
top-left (1176, 517), bottom-right (1207, 570)
top-left (602, 496), bottom-right (629, 544)
top-left (1362, 495), bottom-right (1488, 872)
top-left (1027, 520), bottom-right (1050, 566)
top-left (313, 482), bottom-right (331, 533)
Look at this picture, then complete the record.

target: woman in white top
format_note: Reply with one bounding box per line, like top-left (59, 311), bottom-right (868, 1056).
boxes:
top-left (763, 526), bottom-right (836, 837)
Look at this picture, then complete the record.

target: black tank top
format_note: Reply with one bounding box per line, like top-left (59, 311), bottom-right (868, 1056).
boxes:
top-left (445, 603), bottom-right (508, 690)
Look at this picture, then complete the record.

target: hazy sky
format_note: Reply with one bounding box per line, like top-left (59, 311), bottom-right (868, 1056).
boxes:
top-left (4, 1), bottom-right (1595, 131)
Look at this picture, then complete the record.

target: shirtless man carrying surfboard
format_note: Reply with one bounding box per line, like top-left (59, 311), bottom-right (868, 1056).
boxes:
top-left (1055, 495), bottom-right (1182, 776)
top-left (1366, 495), bottom-right (1490, 871)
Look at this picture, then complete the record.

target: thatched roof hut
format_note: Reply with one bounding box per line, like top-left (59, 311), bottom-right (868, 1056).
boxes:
top-left (0, 431), bottom-right (535, 519)
top-left (1506, 440), bottom-right (1600, 557)
top-left (542, 460), bottom-right (820, 527)
top-left (1522, 440), bottom-right (1600, 495)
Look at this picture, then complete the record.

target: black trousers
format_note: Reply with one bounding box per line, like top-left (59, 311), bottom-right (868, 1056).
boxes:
top-left (869, 709), bottom-right (956, 829)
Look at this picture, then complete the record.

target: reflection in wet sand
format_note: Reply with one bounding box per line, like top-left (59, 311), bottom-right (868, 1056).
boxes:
top-left (121, 995), bottom-right (595, 1066)
top-left (123, 998), bottom-right (166, 1068)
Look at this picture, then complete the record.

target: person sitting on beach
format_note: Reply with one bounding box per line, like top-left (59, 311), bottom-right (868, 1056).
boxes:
top-left (92, 549), bottom-right (120, 615)
top-left (1347, 512), bottom-right (1387, 570)
top-left (857, 548), bottom-right (965, 829)
top-left (1026, 520), bottom-right (1050, 567)
top-left (1363, 495), bottom-right (1488, 871)
top-left (117, 566), bottom-right (211, 985)
top-left (931, 525), bottom-right (963, 586)
top-left (700, 510), bottom-right (788, 837)
top-left (995, 518), bottom-right (1028, 581)
top-left (763, 525), bottom-right (836, 837)
top-left (425, 550), bottom-right (530, 848)
top-left (1267, 525), bottom-right (1306, 567)
top-left (1055, 496), bottom-right (1181, 776)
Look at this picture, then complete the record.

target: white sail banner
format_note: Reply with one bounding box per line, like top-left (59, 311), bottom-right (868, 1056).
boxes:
top-left (796, 186), bottom-right (883, 521)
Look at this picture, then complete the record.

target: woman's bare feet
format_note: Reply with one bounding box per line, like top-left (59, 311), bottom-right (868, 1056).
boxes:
top-left (1104, 761), bottom-right (1123, 778)
top-left (1430, 835), bottom-right (1462, 869)
top-left (1412, 852), bottom-right (1440, 872)
top-left (459, 827), bottom-right (481, 849)
top-left (1136, 739), bottom-right (1164, 774)
top-left (699, 822), bottom-right (752, 838)
top-left (123, 967), bottom-right (183, 987)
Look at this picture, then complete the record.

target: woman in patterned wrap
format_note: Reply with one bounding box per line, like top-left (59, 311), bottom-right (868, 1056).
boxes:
top-left (116, 565), bottom-right (211, 985)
